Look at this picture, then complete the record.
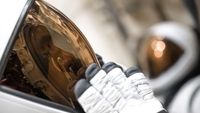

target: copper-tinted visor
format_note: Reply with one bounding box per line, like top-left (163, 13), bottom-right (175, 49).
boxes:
top-left (10, 0), bottom-right (98, 110)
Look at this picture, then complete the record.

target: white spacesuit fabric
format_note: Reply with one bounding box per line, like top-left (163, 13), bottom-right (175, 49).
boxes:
top-left (74, 62), bottom-right (167, 113)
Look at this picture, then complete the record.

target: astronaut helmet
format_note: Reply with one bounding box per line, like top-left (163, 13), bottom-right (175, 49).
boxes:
top-left (136, 22), bottom-right (199, 94)
top-left (0, 0), bottom-right (98, 112)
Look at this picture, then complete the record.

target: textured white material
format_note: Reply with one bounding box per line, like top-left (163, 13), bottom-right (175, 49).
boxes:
top-left (89, 69), bottom-right (126, 109)
top-left (121, 98), bottom-right (164, 113)
top-left (78, 66), bottom-right (165, 113)
top-left (78, 87), bottom-right (113, 113)
top-left (89, 70), bottom-right (107, 91)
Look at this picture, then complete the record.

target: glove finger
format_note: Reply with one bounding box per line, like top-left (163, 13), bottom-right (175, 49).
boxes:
top-left (125, 67), bottom-right (153, 100)
top-left (102, 62), bottom-right (126, 91)
top-left (74, 79), bottom-right (113, 113)
top-left (102, 63), bottom-right (136, 99)
top-left (85, 63), bottom-right (126, 110)
top-left (85, 63), bottom-right (106, 91)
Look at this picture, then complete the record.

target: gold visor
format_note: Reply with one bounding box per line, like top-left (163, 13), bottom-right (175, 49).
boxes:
top-left (1, 0), bottom-right (98, 111)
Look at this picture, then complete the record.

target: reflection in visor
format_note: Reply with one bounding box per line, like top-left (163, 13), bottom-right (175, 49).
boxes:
top-left (138, 36), bottom-right (184, 79)
top-left (151, 40), bottom-right (166, 58)
top-left (1, 0), bottom-right (98, 111)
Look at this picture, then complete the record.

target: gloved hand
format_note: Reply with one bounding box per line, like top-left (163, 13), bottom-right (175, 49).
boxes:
top-left (74, 62), bottom-right (167, 113)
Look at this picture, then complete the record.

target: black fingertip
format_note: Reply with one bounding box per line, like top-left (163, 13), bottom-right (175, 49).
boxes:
top-left (74, 79), bottom-right (91, 98)
top-left (125, 66), bottom-right (140, 77)
top-left (102, 62), bottom-right (122, 73)
top-left (85, 63), bottom-right (100, 80)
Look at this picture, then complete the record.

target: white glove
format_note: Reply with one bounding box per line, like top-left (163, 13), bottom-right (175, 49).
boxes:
top-left (74, 62), bottom-right (167, 113)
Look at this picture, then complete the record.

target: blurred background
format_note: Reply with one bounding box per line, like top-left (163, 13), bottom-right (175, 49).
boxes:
top-left (45, 0), bottom-right (194, 67)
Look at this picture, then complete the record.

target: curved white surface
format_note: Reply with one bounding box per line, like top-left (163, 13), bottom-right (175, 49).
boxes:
top-left (169, 75), bottom-right (200, 113)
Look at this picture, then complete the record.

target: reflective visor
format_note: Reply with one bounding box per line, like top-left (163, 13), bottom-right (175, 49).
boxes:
top-left (10, 0), bottom-right (98, 110)
top-left (138, 36), bottom-right (184, 79)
